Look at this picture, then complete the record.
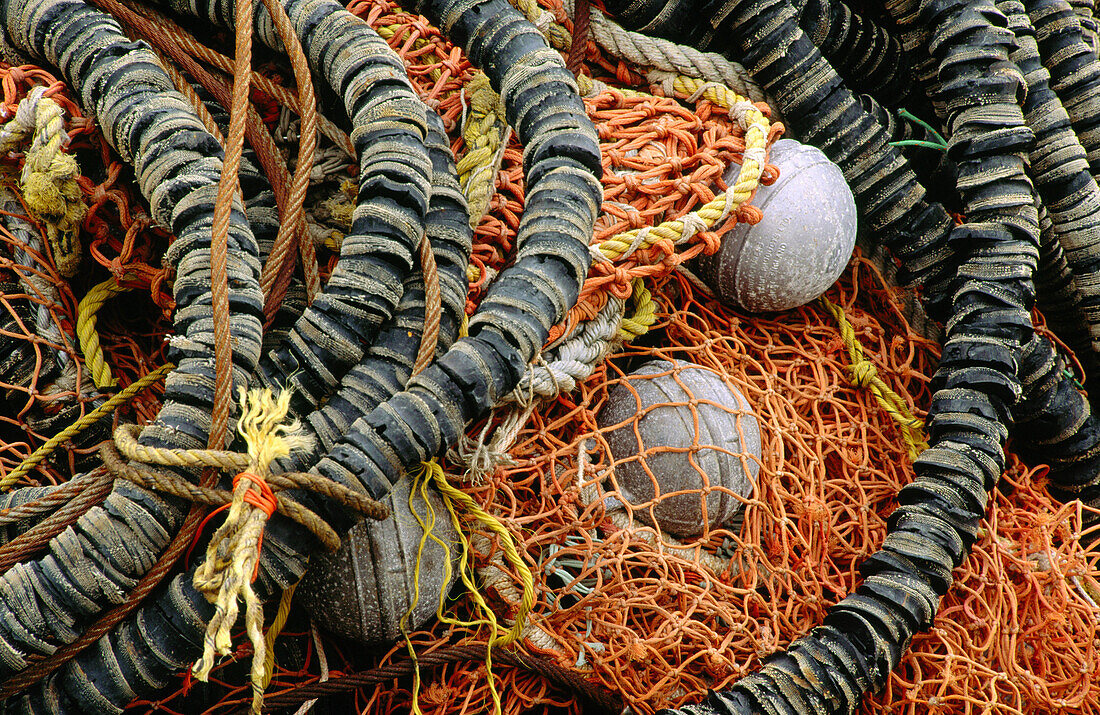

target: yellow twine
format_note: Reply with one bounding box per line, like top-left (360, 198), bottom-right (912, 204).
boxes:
top-left (191, 387), bottom-right (311, 715)
top-left (819, 296), bottom-right (929, 460)
top-left (592, 80), bottom-right (770, 263)
top-left (0, 363), bottom-right (174, 490)
top-left (260, 580), bottom-right (299, 691)
top-left (1, 89), bottom-right (86, 277)
top-left (619, 277), bottom-right (657, 340)
top-left (405, 459), bottom-right (534, 715)
top-left (401, 468), bottom-right (451, 715)
top-left (511, 0), bottom-right (573, 50)
top-left (77, 276), bottom-right (131, 389)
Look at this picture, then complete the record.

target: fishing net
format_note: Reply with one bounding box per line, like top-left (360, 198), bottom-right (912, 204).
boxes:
top-left (0, 0), bottom-right (1097, 713)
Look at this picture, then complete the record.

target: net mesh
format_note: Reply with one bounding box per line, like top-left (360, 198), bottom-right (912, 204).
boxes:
top-left (0, 0), bottom-right (1096, 713)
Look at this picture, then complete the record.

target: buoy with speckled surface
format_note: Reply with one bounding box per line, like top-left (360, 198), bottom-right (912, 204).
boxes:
top-left (297, 476), bottom-right (459, 645)
top-left (695, 138), bottom-right (857, 312)
top-left (597, 359), bottom-right (761, 537)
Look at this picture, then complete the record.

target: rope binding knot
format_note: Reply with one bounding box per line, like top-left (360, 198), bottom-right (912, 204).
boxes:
top-left (190, 387), bottom-right (310, 712)
top-left (99, 386), bottom-right (389, 714)
top-left (849, 360), bottom-right (879, 388)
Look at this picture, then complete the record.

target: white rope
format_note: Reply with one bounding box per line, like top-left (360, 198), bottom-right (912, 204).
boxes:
top-left (560, 0), bottom-right (769, 104)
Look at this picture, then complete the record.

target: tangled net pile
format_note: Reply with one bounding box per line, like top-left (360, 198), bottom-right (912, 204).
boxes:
top-left (0, 0), bottom-right (1098, 713)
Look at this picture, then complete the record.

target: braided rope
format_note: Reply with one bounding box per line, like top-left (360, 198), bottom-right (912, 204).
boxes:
top-left (564, 0), bottom-right (769, 104)
top-left (0, 86), bottom-right (85, 277)
top-left (75, 275), bottom-right (128, 389)
top-left (457, 73), bottom-right (510, 228)
top-left (191, 389), bottom-right (311, 714)
top-left (413, 233), bottom-right (443, 375)
top-left (819, 296), bottom-right (929, 460)
top-left (590, 80), bottom-right (769, 263)
top-left (256, 0), bottom-right (321, 314)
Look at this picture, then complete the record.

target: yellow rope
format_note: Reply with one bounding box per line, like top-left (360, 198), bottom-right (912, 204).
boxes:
top-left (592, 81), bottom-right (770, 262)
top-left (458, 73), bottom-right (510, 227)
top-left (1, 363), bottom-right (174, 490)
top-left (819, 296), bottom-right (929, 460)
top-left (3, 89), bottom-right (86, 277)
top-left (76, 276), bottom-right (131, 389)
top-left (191, 388), bottom-right (312, 715)
top-left (260, 580), bottom-right (299, 691)
top-left (619, 277), bottom-right (657, 340)
top-left (511, 0), bottom-right (573, 51)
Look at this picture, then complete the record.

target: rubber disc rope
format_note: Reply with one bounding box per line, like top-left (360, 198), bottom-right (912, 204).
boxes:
top-left (596, 0), bottom-right (1100, 712)
top-left (0, 0), bottom-right (600, 711)
top-left (1, 0), bottom-right (1099, 712)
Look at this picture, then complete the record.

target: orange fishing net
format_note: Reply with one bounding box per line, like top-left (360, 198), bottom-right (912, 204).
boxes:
top-left (0, 1), bottom-right (1098, 714)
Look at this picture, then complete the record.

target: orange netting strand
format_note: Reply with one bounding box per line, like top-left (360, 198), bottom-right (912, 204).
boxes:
top-left (0, 1), bottom-right (1095, 713)
top-left (118, 1), bottom-right (1098, 713)
top-left (193, 256), bottom-right (1098, 715)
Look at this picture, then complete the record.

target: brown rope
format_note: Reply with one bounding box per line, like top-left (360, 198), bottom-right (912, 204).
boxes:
top-left (89, 0), bottom-right (322, 326)
top-left (0, 489), bottom-right (216, 701)
top-left (0, 0), bottom-right (268, 702)
top-left (98, 440), bottom-right (389, 551)
top-left (127, 0), bottom-right (355, 158)
top-left (413, 233), bottom-right (442, 376)
top-left (566, 0), bottom-right (591, 76)
top-left (0, 469), bottom-right (113, 574)
top-left (0, 471), bottom-right (100, 525)
top-left (258, 0), bottom-right (321, 316)
top-left (248, 645), bottom-right (626, 714)
top-left (208, 0), bottom-right (251, 453)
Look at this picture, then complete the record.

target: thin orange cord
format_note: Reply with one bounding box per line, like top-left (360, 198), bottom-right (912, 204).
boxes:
top-left (1, 3), bottom-right (1098, 715)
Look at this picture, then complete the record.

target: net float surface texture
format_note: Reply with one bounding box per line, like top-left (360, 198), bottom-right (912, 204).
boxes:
top-left (696, 138), bottom-right (858, 312)
top-left (298, 475), bottom-right (460, 645)
top-left (597, 359), bottom-right (761, 537)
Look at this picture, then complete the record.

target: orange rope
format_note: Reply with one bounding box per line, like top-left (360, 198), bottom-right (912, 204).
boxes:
top-left (3, 3), bottom-right (1099, 714)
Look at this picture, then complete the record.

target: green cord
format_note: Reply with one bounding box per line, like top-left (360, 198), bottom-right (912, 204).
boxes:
top-left (889, 139), bottom-right (949, 151)
top-left (897, 108), bottom-right (949, 146)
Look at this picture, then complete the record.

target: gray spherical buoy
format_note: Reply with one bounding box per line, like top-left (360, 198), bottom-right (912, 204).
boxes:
top-left (696, 138), bottom-right (858, 312)
top-left (297, 476), bottom-right (459, 645)
top-left (596, 360), bottom-right (761, 537)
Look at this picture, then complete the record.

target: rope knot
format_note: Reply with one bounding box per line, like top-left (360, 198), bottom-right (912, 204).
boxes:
top-left (233, 471), bottom-right (277, 519)
top-left (191, 387), bottom-right (311, 708)
top-left (1, 86), bottom-right (85, 277)
top-left (849, 361), bottom-right (878, 388)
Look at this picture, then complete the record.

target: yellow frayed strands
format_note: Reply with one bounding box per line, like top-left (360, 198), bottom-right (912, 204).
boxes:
top-left (0, 86), bottom-right (85, 277)
top-left (191, 387), bottom-right (312, 714)
top-left (401, 459), bottom-right (535, 715)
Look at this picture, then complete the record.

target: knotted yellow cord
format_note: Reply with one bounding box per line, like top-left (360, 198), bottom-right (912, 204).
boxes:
top-left (191, 388), bottom-right (311, 715)
top-left (458, 72), bottom-right (510, 228)
top-left (0, 87), bottom-right (85, 277)
top-left (819, 296), bottom-right (928, 460)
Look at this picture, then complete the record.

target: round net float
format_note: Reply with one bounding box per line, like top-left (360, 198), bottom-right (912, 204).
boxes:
top-left (296, 476), bottom-right (460, 645)
top-left (695, 138), bottom-right (858, 312)
top-left (596, 359), bottom-right (761, 537)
